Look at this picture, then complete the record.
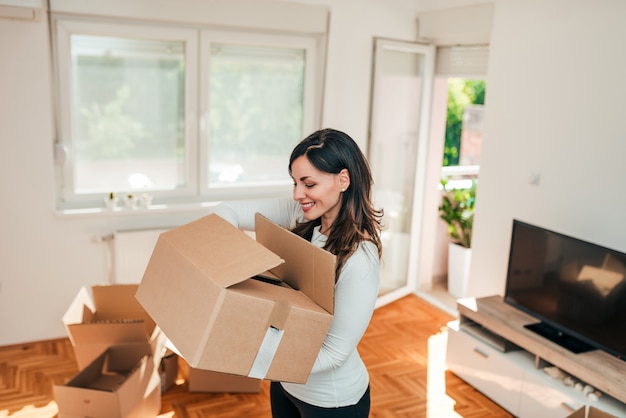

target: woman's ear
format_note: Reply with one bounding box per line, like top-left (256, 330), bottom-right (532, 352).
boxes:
top-left (339, 168), bottom-right (350, 191)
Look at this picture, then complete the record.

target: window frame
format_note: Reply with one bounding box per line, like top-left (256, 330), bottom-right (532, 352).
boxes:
top-left (198, 29), bottom-right (322, 201)
top-left (52, 15), bottom-right (325, 210)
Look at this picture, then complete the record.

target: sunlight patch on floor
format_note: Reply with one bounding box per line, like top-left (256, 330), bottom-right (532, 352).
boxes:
top-left (427, 329), bottom-right (463, 418)
top-left (0, 400), bottom-right (176, 418)
top-left (0, 401), bottom-right (57, 418)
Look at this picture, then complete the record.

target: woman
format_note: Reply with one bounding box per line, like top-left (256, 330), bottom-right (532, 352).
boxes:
top-left (213, 128), bottom-right (383, 417)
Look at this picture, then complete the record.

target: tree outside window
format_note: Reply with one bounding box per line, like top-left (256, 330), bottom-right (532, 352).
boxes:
top-left (443, 78), bottom-right (486, 167)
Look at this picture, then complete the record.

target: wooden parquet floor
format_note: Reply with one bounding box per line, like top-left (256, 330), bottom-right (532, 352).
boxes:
top-left (0, 294), bottom-right (513, 417)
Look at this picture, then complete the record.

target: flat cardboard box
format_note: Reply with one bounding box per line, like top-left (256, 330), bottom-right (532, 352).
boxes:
top-left (567, 406), bottom-right (617, 418)
top-left (188, 369), bottom-right (262, 393)
top-left (54, 346), bottom-right (161, 418)
top-left (136, 213), bottom-right (335, 384)
top-left (178, 357), bottom-right (261, 393)
top-left (62, 284), bottom-right (164, 369)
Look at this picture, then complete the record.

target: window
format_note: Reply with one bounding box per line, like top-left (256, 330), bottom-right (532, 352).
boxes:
top-left (53, 18), bottom-right (323, 209)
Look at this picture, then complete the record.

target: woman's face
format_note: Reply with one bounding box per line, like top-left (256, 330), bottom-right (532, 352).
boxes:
top-left (291, 155), bottom-right (349, 228)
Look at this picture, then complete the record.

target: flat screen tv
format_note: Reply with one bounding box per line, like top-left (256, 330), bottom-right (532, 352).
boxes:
top-left (504, 220), bottom-right (626, 360)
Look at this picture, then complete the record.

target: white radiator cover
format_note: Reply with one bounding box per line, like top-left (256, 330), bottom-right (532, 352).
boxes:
top-left (113, 228), bottom-right (169, 283)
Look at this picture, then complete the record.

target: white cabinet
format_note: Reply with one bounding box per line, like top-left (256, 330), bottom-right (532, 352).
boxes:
top-left (446, 296), bottom-right (626, 418)
top-left (518, 362), bottom-right (626, 418)
top-left (447, 321), bottom-right (526, 414)
top-left (518, 365), bottom-right (584, 417)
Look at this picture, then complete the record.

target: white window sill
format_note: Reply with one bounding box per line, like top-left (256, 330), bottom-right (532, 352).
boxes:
top-left (55, 200), bottom-right (221, 218)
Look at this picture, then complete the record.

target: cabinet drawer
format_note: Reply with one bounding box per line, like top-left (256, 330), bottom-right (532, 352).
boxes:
top-left (446, 321), bottom-right (530, 415)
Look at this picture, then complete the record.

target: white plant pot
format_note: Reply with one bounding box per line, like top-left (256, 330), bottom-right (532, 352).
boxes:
top-left (447, 242), bottom-right (472, 299)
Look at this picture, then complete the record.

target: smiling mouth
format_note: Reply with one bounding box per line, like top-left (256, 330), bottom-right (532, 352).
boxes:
top-left (301, 202), bottom-right (315, 212)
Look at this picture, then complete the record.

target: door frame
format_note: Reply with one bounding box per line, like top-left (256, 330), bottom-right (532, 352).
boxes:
top-left (367, 38), bottom-right (436, 308)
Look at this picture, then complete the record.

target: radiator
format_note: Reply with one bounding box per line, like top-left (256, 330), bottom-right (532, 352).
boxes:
top-left (112, 228), bottom-right (170, 283)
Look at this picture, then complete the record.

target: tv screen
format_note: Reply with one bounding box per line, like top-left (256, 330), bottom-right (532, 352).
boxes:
top-left (504, 220), bottom-right (626, 360)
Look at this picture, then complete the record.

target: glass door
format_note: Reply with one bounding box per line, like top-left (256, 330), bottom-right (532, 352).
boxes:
top-left (368, 38), bottom-right (435, 307)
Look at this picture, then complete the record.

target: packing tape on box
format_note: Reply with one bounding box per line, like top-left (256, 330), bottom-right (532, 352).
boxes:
top-left (248, 326), bottom-right (284, 379)
top-left (248, 302), bottom-right (290, 379)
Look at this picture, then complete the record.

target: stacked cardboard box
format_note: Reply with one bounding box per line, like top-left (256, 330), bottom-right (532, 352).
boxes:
top-left (136, 213), bottom-right (336, 384)
top-left (54, 284), bottom-right (165, 417)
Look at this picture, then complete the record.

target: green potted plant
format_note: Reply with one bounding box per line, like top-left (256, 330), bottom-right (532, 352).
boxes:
top-left (438, 178), bottom-right (476, 248)
top-left (438, 178), bottom-right (477, 298)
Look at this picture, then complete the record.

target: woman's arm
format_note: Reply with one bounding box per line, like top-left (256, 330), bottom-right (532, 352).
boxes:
top-left (212, 198), bottom-right (303, 230)
top-left (309, 242), bottom-right (380, 373)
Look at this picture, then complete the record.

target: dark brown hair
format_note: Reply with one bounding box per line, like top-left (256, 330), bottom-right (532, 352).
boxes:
top-left (289, 128), bottom-right (383, 279)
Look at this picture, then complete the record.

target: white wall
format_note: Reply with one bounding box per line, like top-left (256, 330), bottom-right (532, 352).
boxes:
top-left (0, 0), bottom-right (422, 345)
top-left (469, 0), bottom-right (626, 297)
top-left (5, 0), bottom-right (624, 346)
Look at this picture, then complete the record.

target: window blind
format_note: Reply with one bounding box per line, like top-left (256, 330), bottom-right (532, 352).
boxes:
top-left (436, 45), bottom-right (489, 77)
top-left (50, 0), bottom-right (329, 35)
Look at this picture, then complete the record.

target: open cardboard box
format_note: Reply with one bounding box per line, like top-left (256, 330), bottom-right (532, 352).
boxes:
top-left (54, 345), bottom-right (161, 418)
top-left (62, 284), bottom-right (164, 370)
top-left (136, 213), bottom-right (336, 384)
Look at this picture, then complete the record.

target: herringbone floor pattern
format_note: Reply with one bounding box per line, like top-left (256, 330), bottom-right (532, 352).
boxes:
top-left (0, 294), bottom-right (512, 417)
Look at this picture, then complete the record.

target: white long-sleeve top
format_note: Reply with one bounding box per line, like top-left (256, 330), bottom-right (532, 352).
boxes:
top-left (212, 198), bottom-right (380, 408)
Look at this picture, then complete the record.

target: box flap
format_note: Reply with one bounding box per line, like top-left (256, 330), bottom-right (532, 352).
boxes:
top-left (158, 214), bottom-right (284, 288)
top-left (66, 321), bottom-right (150, 344)
top-left (92, 284), bottom-right (153, 325)
top-left (72, 341), bottom-right (154, 371)
top-left (65, 350), bottom-right (108, 388)
top-left (255, 213), bottom-right (336, 314)
top-left (63, 285), bottom-right (158, 348)
top-left (62, 287), bottom-right (95, 327)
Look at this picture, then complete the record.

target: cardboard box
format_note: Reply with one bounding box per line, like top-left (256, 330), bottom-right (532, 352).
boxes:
top-left (567, 406), bottom-right (617, 418)
top-left (159, 349), bottom-right (179, 393)
top-left (168, 339), bottom-right (260, 392)
top-left (177, 357), bottom-right (261, 393)
top-left (188, 369), bottom-right (262, 393)
top-left (54, 346), bottom-right (161, 418)
top-left (62, 284), bottom-right (164, 370)
top-left (136, 213), bottom-right (335, 384)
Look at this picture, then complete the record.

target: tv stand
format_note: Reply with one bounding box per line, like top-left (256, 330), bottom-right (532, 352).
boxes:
top-left (446, 295), bottom-right (626, 418)
top-left (524, 322), bottom-right (595, 354)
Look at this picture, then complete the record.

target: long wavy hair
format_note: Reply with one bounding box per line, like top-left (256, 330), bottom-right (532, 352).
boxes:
top-left (289, 128), bottom-right (383, 280)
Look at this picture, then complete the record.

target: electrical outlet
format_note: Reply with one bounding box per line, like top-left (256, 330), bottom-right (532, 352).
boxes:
top-left (529, 171), bottom-right (541, 185)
